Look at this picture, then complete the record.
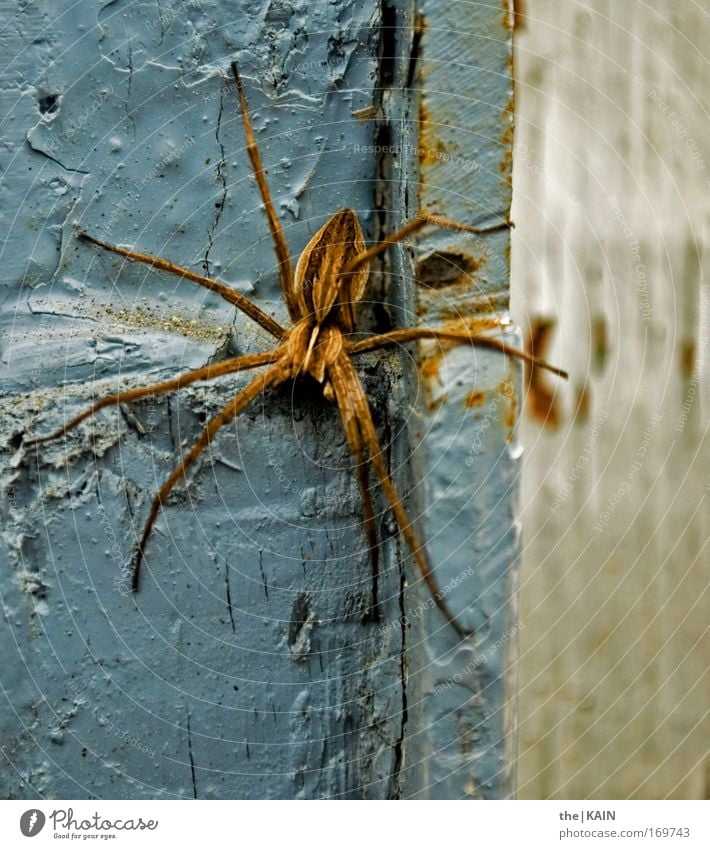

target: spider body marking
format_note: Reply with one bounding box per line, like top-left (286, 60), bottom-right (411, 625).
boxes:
top-left (26, 61), bottom-right (566, 639)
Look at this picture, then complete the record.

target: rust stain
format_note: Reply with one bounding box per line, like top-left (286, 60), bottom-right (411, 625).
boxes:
top-left (420, 357), bottom-right (441, 380)
top-left (427, 394), bottom-right (448, 412)
top-left (418, 316), bottom-right (509, 413)
top-left (435, 297), bottom-right (508, 321)
top-left (501, 98), bottom-right (515, 146)
top-left (500, 145), bottom-right (513, 176)
top-left (407, 294), bottom-right (510, 323)
top-left (679, 339), bottom-right (696, 379)
top-left (464, 389), bottom-right (485, 409)
top-left (457, 712), bottom-right (476, 756)
top-left (499, 94), bottom-right (515, 178)
top-left (574, 383), bottom-right (591, 424)
top-left (418, 138), bottom-right (448, 168)
top-left (417, 99), bottom-right (429, 209)
top-left (503, 0), bottom-right (514, 31)
top-left (433, 297), bottom-right (498, 323)
top-left (497, 377), bottom-right (517, 436)
top-left (464, 781), bottom-right (477, 799)
top-left (419, 98), bottom-right (429, 128)
top-left (525, 316), bottom-right (562, 428)
top-left (414, 11), bottom-right (427, 34)
top-left (435, 314), bottom-right (504, 337)
top-left (592, 315), bottom-right (607, 373)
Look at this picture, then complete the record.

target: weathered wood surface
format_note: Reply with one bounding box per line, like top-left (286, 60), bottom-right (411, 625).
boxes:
top-left (0, 0), bottom-right (517, 799)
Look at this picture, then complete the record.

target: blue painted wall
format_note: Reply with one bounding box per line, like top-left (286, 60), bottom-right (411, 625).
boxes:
top-left (0, 0), bottom-right (517, 798)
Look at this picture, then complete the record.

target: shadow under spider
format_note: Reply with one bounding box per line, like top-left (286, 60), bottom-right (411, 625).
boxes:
top-left (26, 61), bottom-right (566, 638)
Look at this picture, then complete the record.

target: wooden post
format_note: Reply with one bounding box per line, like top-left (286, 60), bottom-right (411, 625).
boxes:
top-left (0, 0), bottom-right (516, 799)
top-left (402, 0), bottom-right (519, 799)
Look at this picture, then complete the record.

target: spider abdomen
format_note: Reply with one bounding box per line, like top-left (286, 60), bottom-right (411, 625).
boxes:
top-left (293, 208), bottom-right (369, 331)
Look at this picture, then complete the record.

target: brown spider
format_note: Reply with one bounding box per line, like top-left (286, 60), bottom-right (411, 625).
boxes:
top-left (26, 61), bottom-right (565, 637)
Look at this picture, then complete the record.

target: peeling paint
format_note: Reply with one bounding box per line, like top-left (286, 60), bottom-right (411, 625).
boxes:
top-left (497, 377), bottom-right (517, 435)
top-left (1, 0), bottom-right (408, 801)
top-left (406, 0), bottom-right (518, 800)
top-left (416, 250), bottom-right (485, 289)
top-left (2, 0), bottom-right (518, 801)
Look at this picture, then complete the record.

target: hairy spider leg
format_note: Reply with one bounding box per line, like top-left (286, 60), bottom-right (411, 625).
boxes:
top-left (329, 353), bottom-right (470, 638)
top-left (330, 381), bottom-right (382, 622)
top-left (348, 327), bottom-right (568, 379)
top-left (342, 213), bottom-right (510, 277)
top-left (230, 61), bottom-right (299, 322)
top-left (77, 231), bottom-right (286, 340)
top-left (25, 351), bottom-right (280, 447)
top-left (132, 358), bottom-right (290, 590)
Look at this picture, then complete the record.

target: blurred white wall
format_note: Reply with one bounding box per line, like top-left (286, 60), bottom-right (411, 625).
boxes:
top-left (512, 0), bottom-right (709, 799)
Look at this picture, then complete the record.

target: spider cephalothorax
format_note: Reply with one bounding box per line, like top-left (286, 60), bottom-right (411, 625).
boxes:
top-left (26, 62), bottom-right (565, 638)
top-left (284, 208), bottom-right (367, 387)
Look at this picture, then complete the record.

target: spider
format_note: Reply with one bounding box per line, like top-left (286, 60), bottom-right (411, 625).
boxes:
top-left (26, 61), bottom-right (565, 638)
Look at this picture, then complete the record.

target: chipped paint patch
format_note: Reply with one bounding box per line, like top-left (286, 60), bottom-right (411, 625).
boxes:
top-left (464, 389), bottom-right (486, 409)
top-left (500, 93), bottom-right (515, 179)
top-left (416, 250), bottom-right (485, 289)
top-left (497, 377), bottom-right (517, 436)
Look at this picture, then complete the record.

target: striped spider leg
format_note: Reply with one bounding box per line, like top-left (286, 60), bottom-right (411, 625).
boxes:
top-left (27, 61), bottom-right (565, 637)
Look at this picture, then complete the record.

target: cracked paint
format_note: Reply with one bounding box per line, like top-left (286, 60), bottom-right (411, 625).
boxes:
top-left (2, 0), bottom-right (516, 800)
top-left (1, 0), bottom-right (412, 801)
